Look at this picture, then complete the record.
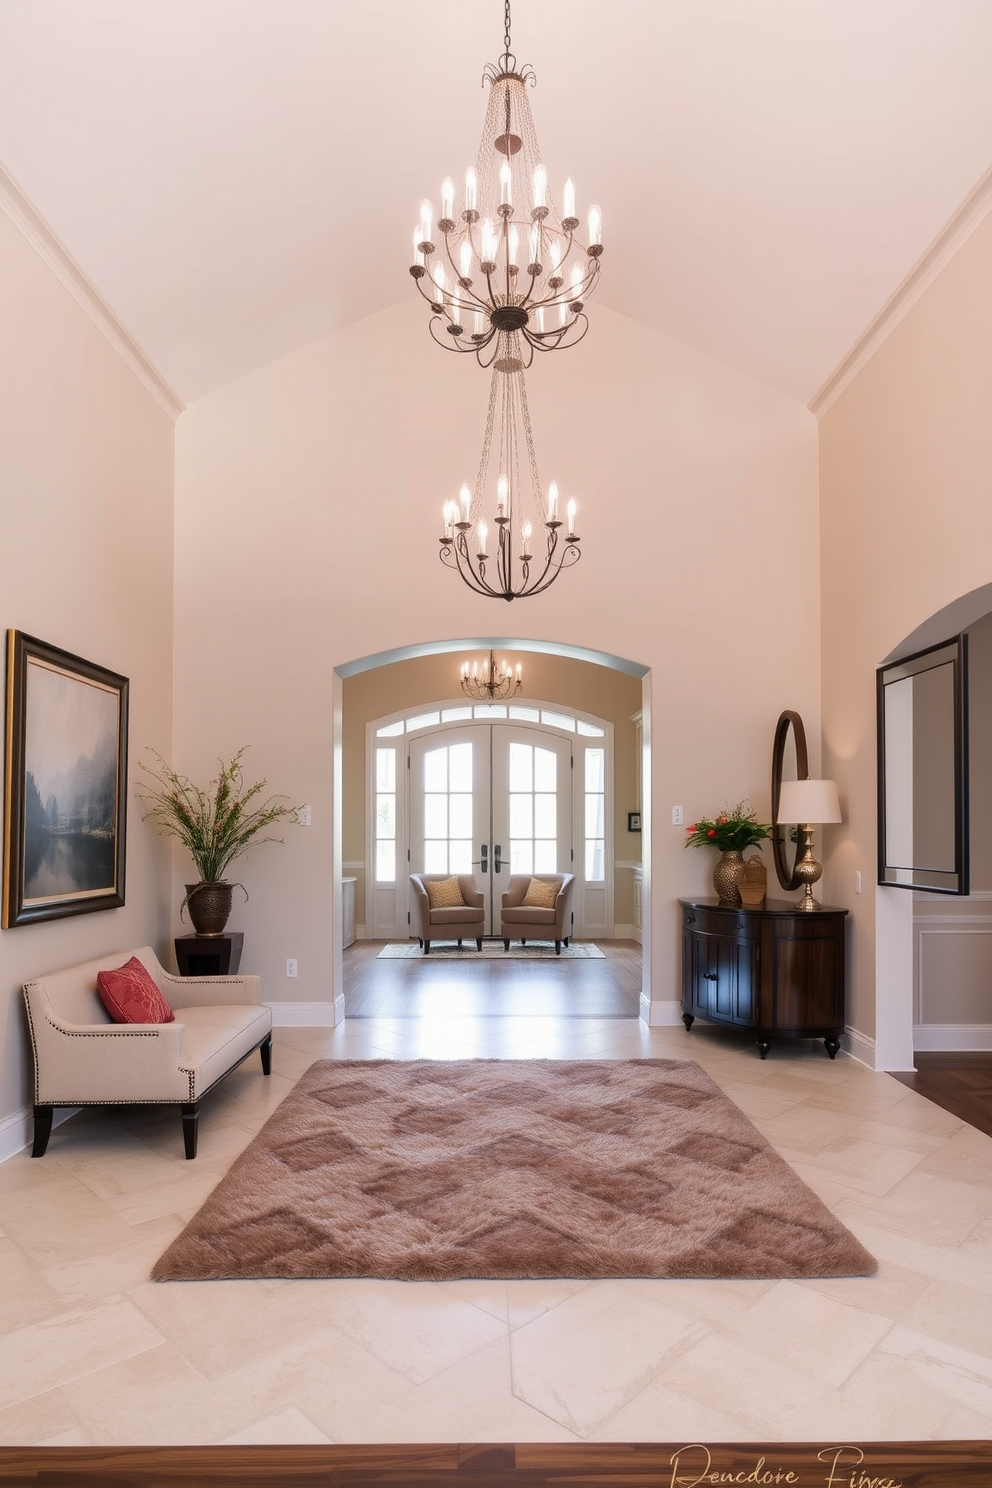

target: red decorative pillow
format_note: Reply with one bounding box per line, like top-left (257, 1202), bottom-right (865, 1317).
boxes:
top-left (97, 957), bottom-right (175, 1024)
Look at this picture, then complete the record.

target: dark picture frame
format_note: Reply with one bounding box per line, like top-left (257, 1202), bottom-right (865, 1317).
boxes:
top-left (627, 811), bottom-right (641, 832)
top-left (3, 631), bottom-right (128, 927)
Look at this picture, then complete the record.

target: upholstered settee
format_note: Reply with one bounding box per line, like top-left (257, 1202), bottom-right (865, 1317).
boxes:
top-left (409, 873), bottom-right (485, 953)
top-left (22, 946), bottom-right (272, 1159)
top-left (500, 872), bottom-right (575, 954)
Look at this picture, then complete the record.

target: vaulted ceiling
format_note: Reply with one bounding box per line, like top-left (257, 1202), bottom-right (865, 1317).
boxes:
top-left (2, 0), bottom-right (992, 407)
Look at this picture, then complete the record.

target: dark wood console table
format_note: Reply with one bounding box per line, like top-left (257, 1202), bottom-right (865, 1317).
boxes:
top-left (174, 931), bottom-right (244, 978)
top-left (678, 898), bottom-right (847, 1059)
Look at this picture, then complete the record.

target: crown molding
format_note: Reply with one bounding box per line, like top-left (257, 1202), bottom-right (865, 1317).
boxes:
top-left (0, 161), bottom-right (183, 422)
top-left (809, 163), bottom-right (992, 420)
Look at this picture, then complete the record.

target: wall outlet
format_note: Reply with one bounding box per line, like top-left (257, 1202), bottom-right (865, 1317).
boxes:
top-left (672, 804), bottom-right (683, 825)
top-left (297, 805), bottom-right (312, 827)
top-left (286, 958), bottom-right (298, 978)
top-left (854, 871), bottom-right (862, 895)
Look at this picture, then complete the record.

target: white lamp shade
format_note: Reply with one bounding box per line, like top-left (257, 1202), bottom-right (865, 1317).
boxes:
top-left (778, 778), bottom-right (842, 825)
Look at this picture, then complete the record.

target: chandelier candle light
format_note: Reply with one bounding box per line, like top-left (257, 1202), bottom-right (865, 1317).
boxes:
top-left (410, 1), bottom-right (602, 366)
top-left (440, 341), bottom-right (580, 599)
top-left (460, 649), bottom-right (523, 701)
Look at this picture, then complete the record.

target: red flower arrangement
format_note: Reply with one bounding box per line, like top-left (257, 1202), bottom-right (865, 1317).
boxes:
top-left (684, 802), bottom-right (770, 852)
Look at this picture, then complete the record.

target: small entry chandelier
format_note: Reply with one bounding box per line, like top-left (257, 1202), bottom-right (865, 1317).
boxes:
top-left (410, 0), bottom-right (603, 369)
top-left (460, 649), bottom-right (523, 701)
top-left (440, 335), bottom-right (580, 600)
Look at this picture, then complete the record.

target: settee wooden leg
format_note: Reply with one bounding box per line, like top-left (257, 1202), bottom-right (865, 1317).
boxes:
top-left (555, 940), bottom-right (562, 955)
top-left (424, 942), bottom-right (431, 955)
top-left (503, 938), bottom-right (510, 951)
top-left (476, 937), bottom-right (483, 951)
top-left (31, 1105), bottom-right (53, 1157)
top-left (260, 1034), bottom-right (272, 1075)
top-left (181, 1102), bottom-right (200, 1159)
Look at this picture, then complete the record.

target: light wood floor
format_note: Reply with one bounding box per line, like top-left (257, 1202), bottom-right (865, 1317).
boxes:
top-left (343, 939), bottom-right (642, 1019)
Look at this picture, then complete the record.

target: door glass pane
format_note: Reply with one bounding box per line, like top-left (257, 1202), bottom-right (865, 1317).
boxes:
top-left (534, 748), bottom-right (556, 791)
top-left (407, 712), bottom-right (440, 732)
top-left (510, 794), bottom-right (533, 836)
top-left (449, 742), bottom-right (472, 792)
top-left (586, 840), bottom-right (605, 880)
top-left (424, 840), bottom-right (447, 872)
top-left (449, 793), bottom-right (472, 837)
top-left (376, 840), bottom-right (396, 880)
top-left (424, 748), bottom-right (447, 792)
top-left (511, 841), bottom-right (533, 874)
top-left (424, 794), bottom-right (448, 838)
top-left (585, 795), bottom-right (605, 837)
top-left (376, 748), bottom-right (396, 792)
top-left (535, 840), bottom-right (557, 872)
top-left (441, 706), bottom-right (473, 722)
top-left (585, 749), bottom-right (605, 791)
top-left (535, 793), bottom-right (556, 836)
top-left (376, 796), bottom-right (396, 839)
top-left (509, 743), bottom-right (532, 791)
top-left (450, 841), bottom-right (472, 873)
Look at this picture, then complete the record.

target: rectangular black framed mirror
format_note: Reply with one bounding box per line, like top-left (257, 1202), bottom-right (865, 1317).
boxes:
top-left (877, 635), bottom-right (968, 893)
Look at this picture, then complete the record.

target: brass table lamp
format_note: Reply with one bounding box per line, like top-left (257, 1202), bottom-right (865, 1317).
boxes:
top-left (777, 778), bottom-right (842, 911)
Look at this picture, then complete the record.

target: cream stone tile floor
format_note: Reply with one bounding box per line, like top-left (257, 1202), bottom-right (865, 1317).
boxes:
top-left (2, 1011), bottom-right (992, 1446)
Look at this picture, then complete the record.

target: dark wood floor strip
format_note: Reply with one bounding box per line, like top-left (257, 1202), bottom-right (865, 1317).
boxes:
top-left (890, 1051), bottom-right (992, 1139)
top-left (2, 1441), bottom-right (991, 1483)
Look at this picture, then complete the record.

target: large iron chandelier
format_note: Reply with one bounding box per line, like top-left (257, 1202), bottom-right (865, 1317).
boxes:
top-left (411, 0), bottom-right (603, 369)
top-left (440, 335), bottom-right (580, 600)
top-left (460, 649), bottom-right (523, 700)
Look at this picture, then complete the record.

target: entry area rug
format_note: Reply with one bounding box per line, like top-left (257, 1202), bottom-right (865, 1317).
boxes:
top-left (377, 941), bottom-right (605, 960)
top-left (153, 1059), bottom-right (876, 1282)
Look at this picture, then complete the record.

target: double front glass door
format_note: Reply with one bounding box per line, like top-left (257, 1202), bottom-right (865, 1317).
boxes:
top-left (409, 725), bottom-right (573, 936)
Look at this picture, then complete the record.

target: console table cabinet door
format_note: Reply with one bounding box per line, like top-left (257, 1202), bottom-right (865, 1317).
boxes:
top-left (767, 918), bottom-right (842, 1036)
top-left (681, 917), bottom-right (758, 1027)
top-left (679, 899), bottom-right (846, 1058)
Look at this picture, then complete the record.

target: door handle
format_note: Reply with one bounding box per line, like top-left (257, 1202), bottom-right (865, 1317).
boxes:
top-left (480, 843), bottom-right (488, 874)
top-left (494, 844), bottom-right (503, 874)
top-left (703, 972), bottom-right (719, 981)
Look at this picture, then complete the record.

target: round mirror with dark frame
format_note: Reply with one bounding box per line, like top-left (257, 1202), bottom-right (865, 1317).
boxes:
top-left (771, 710), bottom-right (809, 891)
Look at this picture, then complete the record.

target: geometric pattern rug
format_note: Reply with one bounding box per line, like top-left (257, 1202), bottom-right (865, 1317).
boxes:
top-left (377, 941), bottom-right (605, 960)
top-left (152, 1059), bottom-right (876, 1283)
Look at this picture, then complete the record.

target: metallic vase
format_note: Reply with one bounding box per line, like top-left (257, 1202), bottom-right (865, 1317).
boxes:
top-left (712, 850), bottom-right (746, 907)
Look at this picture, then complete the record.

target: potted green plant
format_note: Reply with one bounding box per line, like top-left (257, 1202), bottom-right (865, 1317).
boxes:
top-left (684, 801), bottom-right (771, 906)
top-left (139, 748), bottom-right (300, 935)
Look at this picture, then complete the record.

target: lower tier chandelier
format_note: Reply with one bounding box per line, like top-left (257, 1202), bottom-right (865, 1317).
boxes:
top-left (460, 650), bottom-right (522, 701)
top-left (440, 331), bottom-right (580, 601)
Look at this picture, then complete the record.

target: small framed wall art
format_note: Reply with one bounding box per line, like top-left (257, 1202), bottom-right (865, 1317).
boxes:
top-left (3, 631), bottom-right (128, 927)
top-left (627, 811), bottom-right (642, 832)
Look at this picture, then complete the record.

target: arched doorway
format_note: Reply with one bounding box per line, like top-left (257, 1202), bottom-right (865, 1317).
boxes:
top-left (330, 637), bottom-right (651, 1023)
top-left (875, 581), bottom-right (992, 1069)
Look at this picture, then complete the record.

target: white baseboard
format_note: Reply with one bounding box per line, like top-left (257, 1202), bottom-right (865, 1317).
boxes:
top-left (842, 1025), bottom-right (877, 1069)
top-left (646, 998), bottom-right (683, 1027)
top-left (613, 923), bottom-right (643, 943)
top-left (0, 1104), bottom-right (79, 1165)
top-left (355, 924), bottom-right (367, 940)
top-left (266, 1000), bottom-right (343, 1028)
top-left (914, 1023), bottom-right (992, 1052)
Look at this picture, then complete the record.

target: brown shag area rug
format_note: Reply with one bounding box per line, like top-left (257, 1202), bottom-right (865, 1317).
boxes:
top-left (152, 1059), bottom-right (876, 1282)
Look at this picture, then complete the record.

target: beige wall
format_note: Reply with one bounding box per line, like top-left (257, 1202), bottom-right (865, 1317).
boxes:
top-left (342, 652), bottom-right (643, 930)
top-left (0, 213), bottom-right (175, 1131)
top-left (820, 210), bottom-right (992, 1064)
top-left (174, 298), bottom-right (819, 1019)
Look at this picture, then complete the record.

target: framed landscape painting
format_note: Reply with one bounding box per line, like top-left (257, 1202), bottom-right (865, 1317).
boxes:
top-left (3, 631), bottom-right (128, 927)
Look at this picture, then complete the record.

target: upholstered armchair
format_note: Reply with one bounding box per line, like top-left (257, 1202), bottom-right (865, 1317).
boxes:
top-left (500, 873), bottom-right (575, 954)
top-left (22, 946), bottom-right (272, 1159)
top-left (410, 873), bottom-right (485, 953)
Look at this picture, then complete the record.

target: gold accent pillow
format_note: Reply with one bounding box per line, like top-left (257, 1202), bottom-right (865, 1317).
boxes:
top-left (425, 876), bottom-right (465, 909)
top-left (522, 877), bottom-right (559, 908)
